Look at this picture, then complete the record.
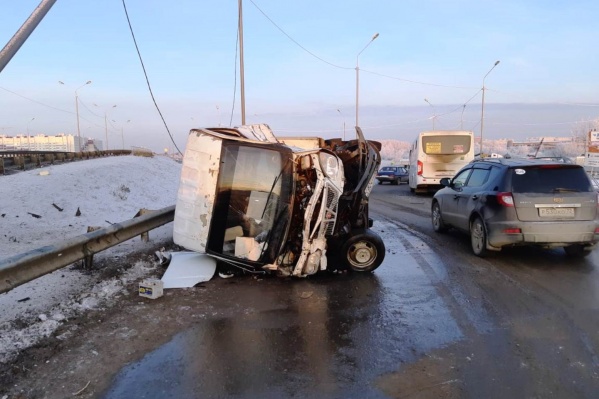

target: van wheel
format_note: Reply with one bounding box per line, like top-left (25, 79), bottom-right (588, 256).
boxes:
top-left (564, 244), bottom-right (591, 258)
top-left (431, 201), bottom-right (448, 233)
top-left (470, 216), bottom-right (489, 257)
top-left (340, 230), bottom-right (385, 272)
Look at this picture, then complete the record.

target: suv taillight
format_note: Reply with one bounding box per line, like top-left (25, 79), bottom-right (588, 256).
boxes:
top-left (417, 160), bottom-right (423, 176)
top-left (497, 192), bottom-right (514, 207)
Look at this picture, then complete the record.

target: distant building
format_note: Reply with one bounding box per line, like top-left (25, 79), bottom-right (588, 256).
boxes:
top-left (507, 136), bottom-right (583, 150)
top-left (0, 134), bottom-right (104, 152)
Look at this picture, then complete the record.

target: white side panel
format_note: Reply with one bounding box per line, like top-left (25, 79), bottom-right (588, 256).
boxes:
top-left (161, 252), bottom-right (217, 288)
top-left (173, 133), bottom-right (222, 252)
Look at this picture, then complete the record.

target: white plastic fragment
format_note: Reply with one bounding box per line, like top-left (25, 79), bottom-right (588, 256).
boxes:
top-left (161, 252), bottom-right (217, 288)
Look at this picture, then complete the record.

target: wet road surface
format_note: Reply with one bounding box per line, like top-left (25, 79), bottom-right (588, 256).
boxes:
top-left (100, 184), bottom-right (599, 398)
top-left (101, 221), bottom-right (468, 398)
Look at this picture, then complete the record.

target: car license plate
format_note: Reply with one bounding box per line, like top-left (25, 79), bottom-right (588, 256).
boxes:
top-left (538, 207), bottom-right (575, 217)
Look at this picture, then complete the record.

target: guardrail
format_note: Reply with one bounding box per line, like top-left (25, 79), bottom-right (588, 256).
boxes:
top-left (0, 205), bottom-right (175, 294)
top-left (0, 149), bottom-right (133, 175)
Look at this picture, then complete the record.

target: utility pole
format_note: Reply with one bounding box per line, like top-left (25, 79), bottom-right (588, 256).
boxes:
top-left (238, 0), bottom-right (246, 125)
top-left (480, 60), bottom-right (500, 156)
top-left (0, 0), bottom-right (57, 74)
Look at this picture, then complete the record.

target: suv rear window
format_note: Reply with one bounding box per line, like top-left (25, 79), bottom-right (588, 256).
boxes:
top-left (510, 166), bottom-right (593, 193)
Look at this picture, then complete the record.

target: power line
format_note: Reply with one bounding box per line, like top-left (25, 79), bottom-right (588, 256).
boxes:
top-left (0, 85), bottom-right (72, 114)
top-left (120, 0), bottom-right (182, 155)
top-left (248, 2), bottom-right (498, 93)
top-left (361, 69), bottom-right (479, 90)
top-left (249, 0), bottom-right (352, 71)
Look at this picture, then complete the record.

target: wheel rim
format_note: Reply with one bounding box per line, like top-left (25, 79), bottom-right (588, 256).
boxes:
top-left (471, 219), bottom-right (485, 253)
top-left (432, 204), bottom-right (441, 229)
top-left (347, 241), bottom-right (377, 270)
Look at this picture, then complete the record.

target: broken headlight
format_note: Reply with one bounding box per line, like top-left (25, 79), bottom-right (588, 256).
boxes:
top-left (319, 152), bottom-right (341, 179)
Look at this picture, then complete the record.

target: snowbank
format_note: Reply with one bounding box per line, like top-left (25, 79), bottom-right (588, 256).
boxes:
top-left (0, 155), bottom-right (182, 363)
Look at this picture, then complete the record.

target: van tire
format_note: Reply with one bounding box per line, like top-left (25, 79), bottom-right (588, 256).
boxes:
top-left (339, 230), bottom-right (385, 273)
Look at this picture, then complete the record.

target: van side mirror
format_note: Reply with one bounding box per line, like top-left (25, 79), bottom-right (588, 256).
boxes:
top-left (440, 178), bottom-right (451, 187)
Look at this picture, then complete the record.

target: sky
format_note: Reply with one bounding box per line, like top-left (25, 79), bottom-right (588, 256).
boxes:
top-left (0, 155), bottom-right (181, 362)
top-left (1, 0), bottom-right (598, 153)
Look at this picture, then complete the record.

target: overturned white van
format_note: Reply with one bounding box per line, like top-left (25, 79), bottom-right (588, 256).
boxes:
top-left (172, 124), bottom-right (385, 277)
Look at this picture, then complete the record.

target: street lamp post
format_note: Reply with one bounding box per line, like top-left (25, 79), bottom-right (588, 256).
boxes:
top-left (336, 109), bottom-right (346, 140)
top-left (480, 60), bottom-right (500, 156)
top-left (104, 105), bottom-right (117, 151)
top-left (95, 103), bottom-right (117, 151)
top-left (424, 98), bottom-right (436, 129)
top-left (26, 117), bottom-right (35, 135)
top-left (121, 120), bottom-right (130, 149)
top-left (26, 117), bottom-right (35, 150)
top-left (59, 80), bottom-right (91, 151)
top-left (355, 33), bottom-right (379, 127)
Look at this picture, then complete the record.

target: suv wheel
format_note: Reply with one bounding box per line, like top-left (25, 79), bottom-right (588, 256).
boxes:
top-left (470, 216), bottom-right (489, 257)
top-left (431, 201), bottom-right (448, 233)
top-left (339, 230), bottom-right (385, 272)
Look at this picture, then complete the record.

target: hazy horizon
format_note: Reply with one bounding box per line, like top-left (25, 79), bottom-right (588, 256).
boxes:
top-left (2, 1), bottom-right (598, 152)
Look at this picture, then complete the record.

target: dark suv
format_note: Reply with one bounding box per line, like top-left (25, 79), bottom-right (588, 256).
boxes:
top-left (431, 158), bottom-right (599, 257)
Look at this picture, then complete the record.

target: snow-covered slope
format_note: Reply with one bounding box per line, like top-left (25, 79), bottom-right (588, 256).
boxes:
top-left (0, 155), bottom-right (182, 362)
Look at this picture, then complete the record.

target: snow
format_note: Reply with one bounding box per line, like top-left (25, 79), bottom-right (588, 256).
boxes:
top-left (0, 155), bottom-right (182, 363)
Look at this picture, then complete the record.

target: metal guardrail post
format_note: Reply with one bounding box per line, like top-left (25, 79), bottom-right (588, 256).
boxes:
top-left (0, 205), bottom-right (175, 294)
top-left (32, 154), bottom-right (41, 167)
top-left (15, 156), bottom-right (25, 170)
top-left (135, 209), bottom-right (152, 242)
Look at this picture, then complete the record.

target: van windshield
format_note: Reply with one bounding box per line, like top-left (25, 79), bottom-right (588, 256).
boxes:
top-left (207, 143), bottom-right (293, 264)
top-left (511, 166), bottom-right (593, 193)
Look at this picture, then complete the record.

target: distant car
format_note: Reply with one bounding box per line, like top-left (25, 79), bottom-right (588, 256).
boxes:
top-left (431, 158), bottom-right (599, 257)
top-left (376, 166), bottom-right (409, 185)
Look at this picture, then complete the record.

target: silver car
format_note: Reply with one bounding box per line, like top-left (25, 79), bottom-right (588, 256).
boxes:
top-left (431, 158), bottom-right (599, 257)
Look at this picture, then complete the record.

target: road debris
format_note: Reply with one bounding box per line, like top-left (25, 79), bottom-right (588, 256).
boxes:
top-left (139, 279), bottom-right (164, 299)
top-left (72, 381), bottom-right (90, 396)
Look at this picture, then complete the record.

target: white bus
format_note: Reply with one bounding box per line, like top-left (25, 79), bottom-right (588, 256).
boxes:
top-left (408, 130), bottom-right (474, 192)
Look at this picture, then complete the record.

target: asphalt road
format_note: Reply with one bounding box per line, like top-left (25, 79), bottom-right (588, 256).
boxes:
top-left (4, 183), bottom-right (599, 398)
